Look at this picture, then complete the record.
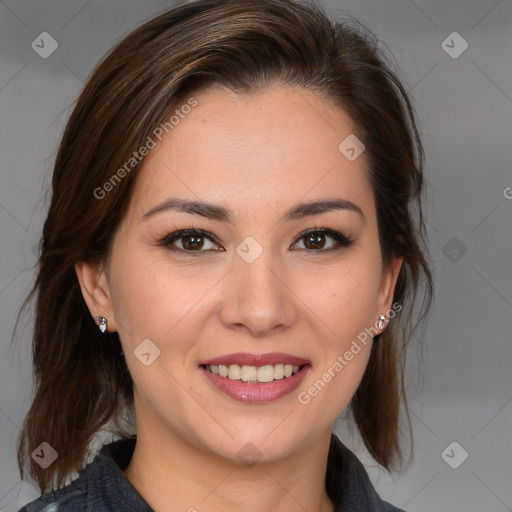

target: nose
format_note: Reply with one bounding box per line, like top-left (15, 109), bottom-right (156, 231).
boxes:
top-left (219, 249), bottom-right (298, 337)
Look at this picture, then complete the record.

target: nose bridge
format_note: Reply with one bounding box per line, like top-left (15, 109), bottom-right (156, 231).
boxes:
top-left (219, 243), bottom-right (297, 335)
top-left (238, 250), bottom-right (282, 302)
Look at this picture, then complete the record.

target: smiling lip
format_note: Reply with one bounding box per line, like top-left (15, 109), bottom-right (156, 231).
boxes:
top-left (200, 365), bottom-right (310, 403)
top-left (199, 352), bottom-right (311, 403)
top-left (200, 352), bottom-right (310, 367)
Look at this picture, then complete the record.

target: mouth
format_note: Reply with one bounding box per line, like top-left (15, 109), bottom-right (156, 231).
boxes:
top-left (199, 352), bottom-right (311, 403)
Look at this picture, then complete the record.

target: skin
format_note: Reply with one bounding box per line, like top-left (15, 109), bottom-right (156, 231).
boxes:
top-left (76, 85), bottom-right (402, 512)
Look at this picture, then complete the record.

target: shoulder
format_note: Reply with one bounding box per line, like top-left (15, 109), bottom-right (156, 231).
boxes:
top-left (381, 501), bottom-right (407, 512)
top-left (17, 476), bottom-right (89, 512)
top-left (18, 437), bottom-right (140, 512)
top-left (327, 433), bottom-right (407, 512)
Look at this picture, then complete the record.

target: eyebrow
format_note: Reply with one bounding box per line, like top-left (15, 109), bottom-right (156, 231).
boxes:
top-left (141, 197), bottom-right (365, 222)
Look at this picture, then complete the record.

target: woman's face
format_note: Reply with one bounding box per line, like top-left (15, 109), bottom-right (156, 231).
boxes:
top-left (78, 85), bottom-right (402, 463)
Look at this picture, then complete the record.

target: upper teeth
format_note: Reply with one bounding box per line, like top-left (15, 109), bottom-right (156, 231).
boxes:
top-left (205, 364), bottom-right (301, 382)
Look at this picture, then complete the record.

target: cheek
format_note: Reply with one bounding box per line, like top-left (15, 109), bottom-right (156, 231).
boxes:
top-left (292, 254), bottom-right (380, 412)
top-left (108, 250), bottom-right (202, 349)
top-left (109, 257), bottom-right (203, 401)
top-left (297, 259), bottom-right (381, 343)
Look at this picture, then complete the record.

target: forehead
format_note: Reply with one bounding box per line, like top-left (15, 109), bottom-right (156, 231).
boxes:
top-left (127, 86), bottom-right (375, 223)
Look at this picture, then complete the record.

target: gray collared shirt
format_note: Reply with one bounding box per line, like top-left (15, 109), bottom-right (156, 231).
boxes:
top-left (18, 434), bottom-right (406, 512)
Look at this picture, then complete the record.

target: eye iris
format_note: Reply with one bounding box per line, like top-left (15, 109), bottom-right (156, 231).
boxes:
top-left (183, 234), bottom-right (204, 250)
top-left (305, 233), bottom-right (325, 250)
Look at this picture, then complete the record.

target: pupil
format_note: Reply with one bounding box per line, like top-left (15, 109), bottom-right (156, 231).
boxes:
top-left (306, 233), bottom-right (324, 250)
top-left (184, 235), bottom-right (203, 250)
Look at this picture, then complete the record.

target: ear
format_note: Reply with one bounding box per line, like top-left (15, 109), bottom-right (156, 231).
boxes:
top-left (75, 260), bottom-right (118, 332)
top-left (375, 254), bottom-right (403, 330)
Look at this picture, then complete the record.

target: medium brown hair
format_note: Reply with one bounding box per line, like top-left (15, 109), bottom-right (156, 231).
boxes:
top-left (16, 0), bottom-right (433, 493)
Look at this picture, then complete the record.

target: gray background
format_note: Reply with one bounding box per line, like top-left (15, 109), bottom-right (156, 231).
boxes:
top-left (1, 0), bottom-right (511, 511)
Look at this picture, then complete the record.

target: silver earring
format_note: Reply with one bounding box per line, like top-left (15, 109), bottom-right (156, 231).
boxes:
top-left (96, 316), bottom-right (107, 333)
top-left (377, 314), bottom-right (386, 330)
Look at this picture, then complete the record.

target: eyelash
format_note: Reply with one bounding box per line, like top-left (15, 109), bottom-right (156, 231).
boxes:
top-left (158, 227), bottom-right (354, 257)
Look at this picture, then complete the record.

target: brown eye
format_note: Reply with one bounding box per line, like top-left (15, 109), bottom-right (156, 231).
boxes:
top-left (181, 233), bottom-right (205, 250)
top-left (292, 228), bottom-right (353, 252)
top-left (304, 232), bottom-right (327, 250)
top-left (161, 229), bottom-right (221, 253)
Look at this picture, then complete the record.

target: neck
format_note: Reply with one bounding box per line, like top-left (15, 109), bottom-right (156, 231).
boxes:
top-left (124, 420), bottom-right (334, 512)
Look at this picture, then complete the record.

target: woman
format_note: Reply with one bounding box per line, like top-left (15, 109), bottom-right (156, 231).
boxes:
top-left (16, 0), bottom-right (433, 510)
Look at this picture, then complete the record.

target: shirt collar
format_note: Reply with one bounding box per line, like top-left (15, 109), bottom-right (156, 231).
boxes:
top-left (89, 433), bottom-right (386, 511)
